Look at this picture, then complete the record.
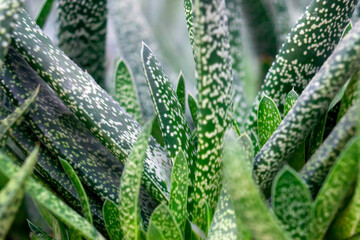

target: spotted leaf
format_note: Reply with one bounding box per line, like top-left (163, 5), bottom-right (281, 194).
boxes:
top-left (313, 136), bottom-right (360, 240)
top-left (257, 95), bottom-right (281, 146)
top-left (272, 167), bottom-right (312, 240)
top-left (183, 0), bottom-right (195, 56)
top-left (114, 59), bottom-right (142, 123)
top-left (283, 89), bottom-right (298, 117)
top-left (103, 199), bottom-right (121, 240)
top-left (0, 146), bottom-right (38, 239)
top-left (253, 22), bottom-right (360, 197)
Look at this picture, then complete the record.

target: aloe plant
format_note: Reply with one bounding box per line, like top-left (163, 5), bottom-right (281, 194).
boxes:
top-left (1, 0), bottom-right (360, 239)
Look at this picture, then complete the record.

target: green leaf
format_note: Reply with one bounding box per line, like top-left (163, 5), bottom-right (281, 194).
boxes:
top-left (238, 133), bottom-right (254, 166)
top-left (169, 151), bottom-right (188, 233)
top-left (28, 220), bottom-right (52, 240)
top-left (257, 95), bottom-right (281, 146)
top-left (253, 22), bottom-right (360, 197)
top-left (114, 59), bottom-right (143, 123)
top-left (147, 204), bottom-right (183, 240)
top-left (176, 72), bottom-right (186, 112)
top-left (35, 0), bottom-right (54, 29)
top-left (0, 152), bottom-right (105, 240)
top-left (192, 0), bottom-right (233, 228)
top-left (307, 114), bottom-right (327, 158)
top-left (0, 146), bottom-right (38, 239)
top-left (284, 89), bottom-right (298, 117)
top-left (0, 0), bottom-right (24, 68)
top-left (312, 136), bottom-right (360, 240)
top-left (183, 0), bottom-right (195, 55)
top-left (268, 0), bottom-right (291, 44)
top-left (0, 87), bottom-right (38, 142)
top-left (341, 21), bottom-right (353, 39)
top-left (151, 116), bottom-right (165, 147)
top-left (188, 93), bottom-right (198, 127)
top-left (58, 0), bottom-right (107, 86)
top-left (338, 69), bottom-right (360, 121)
top-left (245, 0), bottom-right (357, 132)
top-left (103, 199), bottom-right (121, 240)
top-left (147, 221), bottom-right (165, 240)
top-left (12, 10), bottom-right (171, 205)
top-left (60, 159), bottom-right (93, 224)
top-left (300, 103), bottom-right (358, 196)
top-left (223, 132), bottom-right (289, 240)
top-left (118, 121), bottom-right (152, 240)
top-left (272, 167), bottom-right (312, 240)
top-left (53, 219), bottom-right (69, 240)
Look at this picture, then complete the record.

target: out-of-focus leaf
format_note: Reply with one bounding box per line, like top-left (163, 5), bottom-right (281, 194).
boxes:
top-left (36, 0), bottom-right (54, 29)
top-left (183, 0), bottom-right (195, 56)
top-left (283, 89), bottom-right (298, 117)
top-left (28, 220), bottom-right (52, 240)
top-left (103, 199), bottom-right (121, 240)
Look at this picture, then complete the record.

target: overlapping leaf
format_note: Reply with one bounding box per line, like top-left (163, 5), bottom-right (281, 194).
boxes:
top-left (103, 199), bottom-right (121, 240)
top-left (36, 0), bottom-right (54, 29)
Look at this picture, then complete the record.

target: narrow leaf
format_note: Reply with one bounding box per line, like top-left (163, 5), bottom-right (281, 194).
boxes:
top-left (114, 59), bottom-right (142, 123)
top-left (118, 121), bottom-right (152, 240)
top-left (36, 0), bottom-right (54, 29)
top-left (284, 89), bottom-right (298, 117)
top-left (257, 95), bottom-right (281, 146)
top-left (188, 93), bottom-right (198, 127)
top-left (103, 199), bottom-right (121, 240)
top-left (183, 0), bottom-right (195, 54)
top-left (338, 69), bottom-right (360, 121)
top-left (176, 72), bottom-right (186, 111)
top-left (272, 167), bottom-right (312, 239)
top-left (28, 220), bottom-right (52, 240)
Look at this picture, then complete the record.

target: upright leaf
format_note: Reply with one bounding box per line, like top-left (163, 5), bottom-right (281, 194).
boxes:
top-left (28, 220), bottom-right (52, 240)
top-left (257, 95), bottom-right (281, 146)
top-left (176, 72), bottom-right (186, 111)
top-left (253, 23), bottom-right (360, 196)
top-left (223, 132), bottom-right (289, 240)
top-left (245, 0), bottom-right (358, 132)
top-left (0, 146), bottom-right (38, 239)
top-left (192, 0), bottom-right (233, 227)
top-left (114, 59), bottom-right (142, 123)
top-left (58, 0), bottom-right (107, 86)
top-left (169, 151), bottom-right (188, 233)
top-left (284, 89), bottom-right (298, 117)
top-left (36, 0), bottom-right (54, 29)
top-left (338, 69), bottom-right (360, 120)
top-left (183, 0), bottom-right (195, 54)
top-left (103, 199), bottom-right (121, 240)
top-left (188, 93), bottom-right (198, 127)
top-left (60, 159), bottom-right (92, 224)
top-left (312, 136), bottom-right (360, 240)
top-left (272, 167), bottom-right (312, 240)
top-left (12, 11), bottom-right (172, 205)
top-left (147, 204), bottom-right (183, 240)
top-left (118, 121), bottom-right (152, 240)
top-left (0, 87), bottom-right (38, 142)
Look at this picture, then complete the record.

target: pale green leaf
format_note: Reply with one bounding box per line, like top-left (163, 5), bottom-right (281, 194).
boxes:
top-left (103, 199), bottom-right (121, 240)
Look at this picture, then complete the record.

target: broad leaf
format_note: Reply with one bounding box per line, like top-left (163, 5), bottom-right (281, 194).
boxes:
top-left (118, 121), bottom-right (152, 240)
top-left (36, 0), bottom-right (54, 29)
top-left (103, 199), bottom-right (121, 240)
top-left (0, 146), bottom-right (38, 239)
top-left (272, 167), bottom-right (312, 239)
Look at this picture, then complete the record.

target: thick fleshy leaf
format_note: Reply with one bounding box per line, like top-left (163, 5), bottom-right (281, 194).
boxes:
top-left (312, 136), bottom-right (360, 240)
top-left (11, 10), bottom-right (171, 205)
top-left (147, 204), bottom-right (183, 240)
top-left (58, 0), bottom-right (107, 86)
top-left (272, 167), bottom-right (312, 239)
top-left (0, 87), bottom-right (38, 142)
top-left (147, 223), bottom-right (165, 240)
top-left (223, 132), bottom-right (289, 240)
top-left (245, 0), bottom-right (358, 132)
top-left (118, 121), bottom-right (152, 240)
top-left (28, 220), bottom-right (52, 240)
top-left (338, 69), bottom-right (360, 120)
top-left (183, 0), bottom-right (195, 55)
top-left (60, 159), bottom-right (92, 224)
top-left (176, 73), bottom-right (186, 112)
top-left (0, 146), bottom-right (38, 239)
top-left (238, 133), bottom-right (254, 165)
top-left (307, 114), bottom-right (327, 158)
top-left (283, 89), bottom-right (298, 117)
top-left (253, 22), bottom-right (360, 197)
top-left (0, 152), bottom-right (105, 240)
top-left (257, 95), bottom-right (281, 146)
top-left (192, 0), bottom-right (233, 227)
top-left (103, 199), bottom-right (121, 240)
top-left (300, 103), bottom-right (358, 196)
top-left (0, 0), bottom-right (24, 68)
top-left (169, 151), bottom-right (188, 233)
top-left (188, 93), bottom-right (198, 127)
top-left (36, 0), bottom-right (54, 29)
top-left (114, 59), bottom-right (142, 123)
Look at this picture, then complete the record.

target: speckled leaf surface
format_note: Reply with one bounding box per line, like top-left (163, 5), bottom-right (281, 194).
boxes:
top-left (0, 146), bottom-right (38, 239)
top-left (11, 11), bottom-right (172, 204)
top-left (0, 152), bottom-right (105, 240)
top-left (147, 204), bottom-right (183, 240)
top-left (253, 22), bottom-right (360, 197)
top-left (169, 151), bottom-right (188, 233)
top-left (245, 0), bottom-right (358, 132)
top-left (114, 59), bottom-right (142, 123)
top-left (176, 73), bottom-right (186, 112)
top-left (0, 48), bottom-right (157, 221)
top-left (312, 136), bottom-right (360, 240)
top-left (300, 103), bottom-right (358, 196)
top-left (272, 167), bottom-right (312, 240)
top-left (0, 87), bottom-right (38, 142)
top-left (36, 0), bottom-right (54, 29)
top-left (108, 0), bottom-right (161, 119)
top-left (257, 95), bottom-right (281, 146)
top-left (223, 132), bottom-right (289, 240)
top-left (183, 0), bottom-right (195, 55)
top-left (60, 159), bottom-right (93, 224)
top-left (0, 0), bottom-right (24, 68)
top-left (188, 93), bottom-right (198, 127)
top-left (192, 0), bottom-right (233, 227)
top-left (338, 69), bottom-right (360, 120)
top-left (118, 121), bottom-right (152, 240)
top-left (58, 0), bottom-right (107, 86)
top-left (103, 199), bottom-right (121, 240)
top-left (284, 89), bottom-right (298, 117)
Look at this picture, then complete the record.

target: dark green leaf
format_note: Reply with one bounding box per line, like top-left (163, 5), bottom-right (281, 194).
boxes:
top-left (176, 72), bottom-right (186, 112)
top-left (183, 0), bottom-right (195, 56)
top-left (28, 220), bottom-right (52, 240)
top-left (36, 0), bottom-right (54, 29)
top-left (338, 69), bottom-right (360, 121)
top-left (283, 89), bottom-right (298, 117)
top-left (188, 93), bottom-right (198, 127)
top-left (103, 199), bottom-right (121, 240)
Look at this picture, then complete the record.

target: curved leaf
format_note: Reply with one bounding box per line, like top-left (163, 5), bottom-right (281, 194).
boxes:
top-left (103, 199), bottom-right (121, 240)
top-left (283, 89), bottom-right (298, 117)
top-left (36, 0), bottom-right (54, 29)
